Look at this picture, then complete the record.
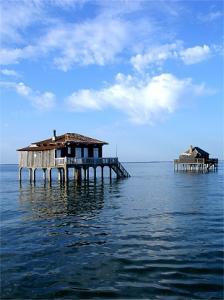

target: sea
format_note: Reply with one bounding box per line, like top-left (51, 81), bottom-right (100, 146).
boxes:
top-left (1, 162), bottom-right (223, 299)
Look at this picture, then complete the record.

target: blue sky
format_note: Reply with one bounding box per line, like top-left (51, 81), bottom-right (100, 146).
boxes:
top-left (0, 0), bottom-right (223, 163)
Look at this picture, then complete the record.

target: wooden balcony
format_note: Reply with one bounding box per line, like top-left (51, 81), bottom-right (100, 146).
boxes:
top-left (174, 158), bottom-right (218, 164)
top-left (55, 157), bottom-right (119, 167)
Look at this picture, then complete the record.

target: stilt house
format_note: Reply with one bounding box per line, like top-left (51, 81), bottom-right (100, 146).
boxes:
top-left (17, 130), bottom-right (130, 182)
top-left (174, 145), bottom-right (218, 172)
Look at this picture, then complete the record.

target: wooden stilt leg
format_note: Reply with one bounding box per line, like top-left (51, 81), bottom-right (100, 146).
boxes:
top-left (29, 168), bottom-right (32, 182)
top-left (19, 167), bottom-right (22, 181)
top-left (47, 168), bottom-right (52, 182)
top-left (64, 167), bottom-right (68, 182)
top-left (94, 167), bottom-right (96, 181)
top-left (101, 166), bottom-right (104, 180)
top-left (109, 167), bottom-right (112, 180)
top-left (32, 168), bottom-right (36, 182)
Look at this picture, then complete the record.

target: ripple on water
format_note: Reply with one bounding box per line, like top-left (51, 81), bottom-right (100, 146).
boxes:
top-left (0, 163), bottom-right (224, 299)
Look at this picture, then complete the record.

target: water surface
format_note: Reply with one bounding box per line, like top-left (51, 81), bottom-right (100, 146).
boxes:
top-left (1, 162), bottom-right (223, 299)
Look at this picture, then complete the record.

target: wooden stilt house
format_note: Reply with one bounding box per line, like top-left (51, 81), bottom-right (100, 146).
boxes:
top-left (17, 130), bottom-right (130, 182)
top-left (174, 145), bottom-right (218, 172)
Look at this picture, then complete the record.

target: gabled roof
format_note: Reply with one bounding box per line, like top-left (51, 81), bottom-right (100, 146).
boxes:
top-left (17, 132), bottom-right (108, 151)
top-left (182, 146), bottom-right (209, 157)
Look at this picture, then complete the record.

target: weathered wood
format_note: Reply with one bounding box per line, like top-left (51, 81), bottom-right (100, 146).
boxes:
top-left (19, 167), bottom-right (22, 181)
top-left (20, 150), bottom-right (55, 168)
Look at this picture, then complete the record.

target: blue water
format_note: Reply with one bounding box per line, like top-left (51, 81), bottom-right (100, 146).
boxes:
top-left (1, 162), bottom-right (223, 299)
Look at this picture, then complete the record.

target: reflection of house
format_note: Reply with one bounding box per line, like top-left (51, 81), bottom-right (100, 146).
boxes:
top-left (174, 145), bottom-right (218, 172)
top-left (17, 130), bottom-right (130, 182)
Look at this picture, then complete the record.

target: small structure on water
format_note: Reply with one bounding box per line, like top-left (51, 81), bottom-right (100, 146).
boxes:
top-left (174, 145), bottom-right (218, 172)
top-left (17, 130), bottom-right (130, 182)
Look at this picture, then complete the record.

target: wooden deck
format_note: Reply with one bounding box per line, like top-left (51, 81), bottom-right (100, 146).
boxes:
top-left (55, 157), bottom-right (119, 167)
top-left (174, 158), bottom-right (218, 172)
top-left (19, 156), bottom-right (130, 182)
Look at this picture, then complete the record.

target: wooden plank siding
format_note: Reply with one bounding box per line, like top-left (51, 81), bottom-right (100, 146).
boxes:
top-left (19, 150), bottom-right (55, 168)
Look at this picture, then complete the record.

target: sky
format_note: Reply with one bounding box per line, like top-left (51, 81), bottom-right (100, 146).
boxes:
top-left (0, 0), bottom-right (223, 163)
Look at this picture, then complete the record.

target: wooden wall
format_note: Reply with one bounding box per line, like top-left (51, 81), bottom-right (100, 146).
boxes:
top-left (19, 150), bottom-right (55, 168)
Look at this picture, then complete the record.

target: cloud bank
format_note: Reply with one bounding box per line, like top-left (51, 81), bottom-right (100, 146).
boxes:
top-left (66, 73), bottom-right (206, 124)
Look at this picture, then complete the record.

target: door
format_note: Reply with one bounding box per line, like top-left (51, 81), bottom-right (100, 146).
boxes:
top-left (93, 148), bottom-right (99, 158)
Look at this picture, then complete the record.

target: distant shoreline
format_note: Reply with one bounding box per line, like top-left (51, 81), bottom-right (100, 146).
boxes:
top-left (0, 160), bottom-right (223, 165)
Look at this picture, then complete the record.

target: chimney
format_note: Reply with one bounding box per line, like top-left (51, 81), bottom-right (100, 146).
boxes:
top-left (52, 129), bottom-right (56, 141)
top-left (189, 145), bottom-right (193, 154)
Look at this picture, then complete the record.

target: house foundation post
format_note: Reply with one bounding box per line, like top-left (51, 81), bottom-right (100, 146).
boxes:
top-left (73, 168), bottom-right (78, 181)
top-left (94, 167), bottom-right (96, 181)
top-left (19, 167), bottom-right (22, 181)
top-left (101, 166), bottom-right (104, 180)
top-left (109, 166), bottom-right (112, 180)
top-left (75, 168), bottom-right (80, 181)
top-left (47, 168), bottom-right (52, 182)
top-left (32, 168), bottom-right (36, 182)
top-left (84, 168), bottom-right (87, 180)
top-left (64, 167), bottom-right (68, 182)
top-left (29, 168), bottom-right (32, 182)
top-left (87, 167), bottom-right (89, 181)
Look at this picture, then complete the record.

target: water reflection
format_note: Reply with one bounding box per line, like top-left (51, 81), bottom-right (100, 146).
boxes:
top-left (18, 179), bottom-right (120, 220)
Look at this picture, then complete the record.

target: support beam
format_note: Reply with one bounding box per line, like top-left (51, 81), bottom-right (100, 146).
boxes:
top-left (29, 168), bottom-right (32, 182)
top-left (47, 168), bottom-right (52, 182)
top-left (101, 166), bottom-right (104, 180)
top-left (73, 168), bottom-right (77, 180)
top-left (87, 168), bottom-right (89, 181)
top-left (109, 166), bottom-right (112, 180)
top-left (94, 167), bottom-right (96, 181)
top-left (64, 167), bottom-right (68, 182)
top-left (19, 167), bottom-right (22, 181)
top-left (32, 168), bottom-right (36, 182)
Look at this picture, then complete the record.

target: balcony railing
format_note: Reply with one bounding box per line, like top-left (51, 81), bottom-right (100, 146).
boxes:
top-left (55, 157), bottom-right (118, 166)
top-left (174, 158), bottom-right (218, 164)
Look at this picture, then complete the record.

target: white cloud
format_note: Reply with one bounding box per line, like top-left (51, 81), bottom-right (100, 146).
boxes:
top-left (0, 81), bottom-right (55, 110)
top-left (130, 42), bottom-right (181, 72)
top-left (131, 43), bottom-right (212, 71)
top-left (43, 17), bottom-right (130, 71)
top-left (0, 17), bottom-right (136, 70)
top-left (198, 11), bottom-right (223, 22)
top-left (180, 45), bottom-right (211, 65)
top-left (0, 69), bottom-right (19, 77)
top-left (66, 73), bottom-right (206, 124)
top-left (0, 0), bottom-right (44, 44)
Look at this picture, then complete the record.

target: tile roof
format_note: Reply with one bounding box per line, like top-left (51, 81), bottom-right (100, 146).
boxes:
top-left (17, 132), bottom-right (108, 151)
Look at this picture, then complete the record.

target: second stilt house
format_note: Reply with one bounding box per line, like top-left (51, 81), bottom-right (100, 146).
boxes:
top-left (174, 145), bottom-right (218, 172)
top-left (17, 130), bottom-right (130, 182)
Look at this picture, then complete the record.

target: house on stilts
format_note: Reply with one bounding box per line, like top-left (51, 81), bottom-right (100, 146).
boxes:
top-left (17, 130), bottom-right (130, 182)
top-left (174, 145), bottom-right (218, 172)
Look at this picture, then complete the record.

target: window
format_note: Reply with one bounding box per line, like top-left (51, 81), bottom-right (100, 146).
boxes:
top-left (68, 147), bottom-right (71, 155)
top-left (56, 149), bottom-right (61, 157)
top-left (83, 148), bottom-right (88, 158)
top-left (75, 148), bottom-right (82, 158)
top-left (93, 148), bottom-right (99, 158)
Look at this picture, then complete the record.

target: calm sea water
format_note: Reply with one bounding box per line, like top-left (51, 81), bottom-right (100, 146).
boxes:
top-left (1, 162), bottom-right (223, 299)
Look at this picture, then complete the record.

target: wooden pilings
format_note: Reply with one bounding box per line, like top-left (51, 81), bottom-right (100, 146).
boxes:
top-left (174, 162), bottom-right (218, 172)
top-left (18, 165), bottom-right (118, 183)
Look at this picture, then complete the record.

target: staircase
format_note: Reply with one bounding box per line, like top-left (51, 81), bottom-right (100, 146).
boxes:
top-left (111, 161), bottom-right (130, 178)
